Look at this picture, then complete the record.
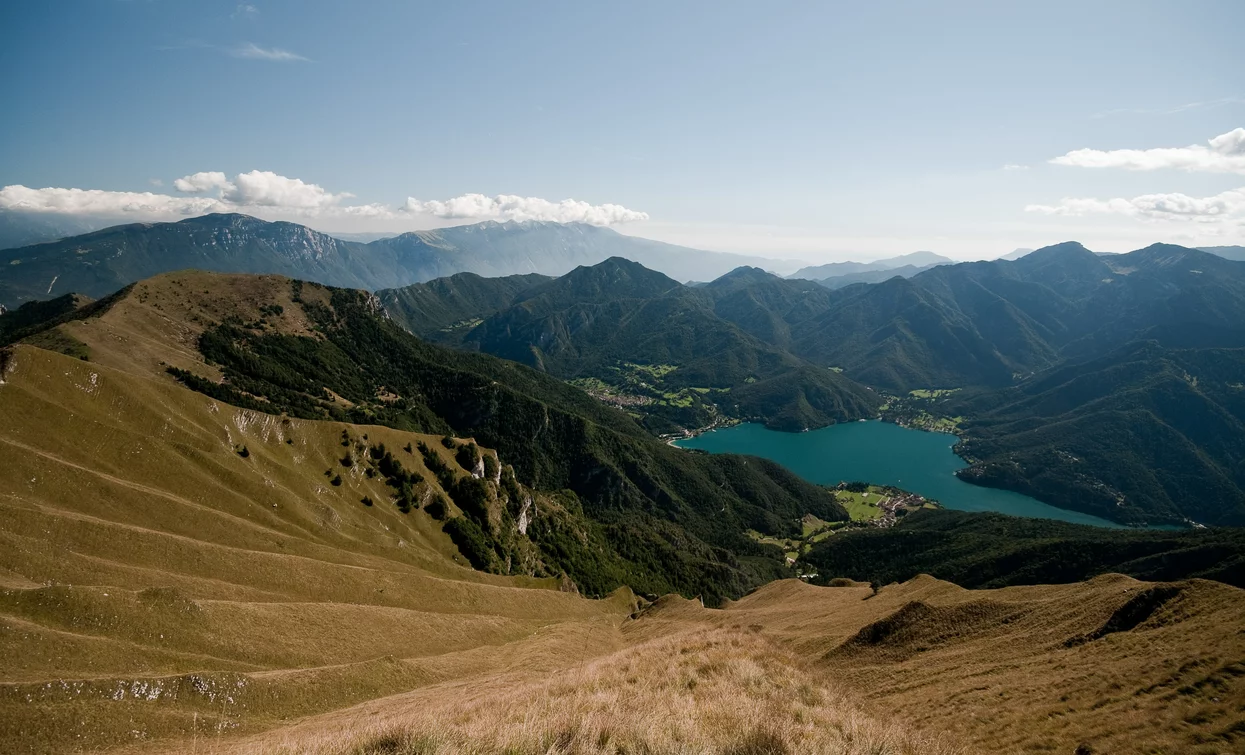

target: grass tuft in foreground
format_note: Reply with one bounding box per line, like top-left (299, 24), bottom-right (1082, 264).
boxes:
top-left (273, 629), bottom-right (962, 755)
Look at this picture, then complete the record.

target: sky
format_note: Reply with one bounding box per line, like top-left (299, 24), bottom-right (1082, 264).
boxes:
top-left (1, 0), bottom-right (1243, 262)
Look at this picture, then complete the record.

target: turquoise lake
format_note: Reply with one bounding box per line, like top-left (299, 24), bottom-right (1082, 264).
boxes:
top-left (675, 420), bottom-right (1123, 528)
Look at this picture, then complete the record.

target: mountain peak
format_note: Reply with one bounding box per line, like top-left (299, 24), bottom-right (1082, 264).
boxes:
top-left (182, 212), bottom-right (267, 226)
top-left (1010, 241), bottom-right (1106, 270)
top-left (877, 251), bottom-right (954, 268)
top-left (518, 256), bottom-right (681, 306)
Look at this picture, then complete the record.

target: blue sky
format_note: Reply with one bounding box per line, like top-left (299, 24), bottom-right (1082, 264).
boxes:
top-left (1, 0), bottom-right (1243, 261)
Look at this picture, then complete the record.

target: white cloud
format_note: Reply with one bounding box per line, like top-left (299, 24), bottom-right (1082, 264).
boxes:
top-left (1026, 186), bottom-right (1245, 225)
top-left (1, 170), bottom-right (355, 220)
top-left (0, 175), bottom-right (648, 232)
top-left (402, 193), bottom-right (649, 226)
top-left (148, 178), bottom-right (164, 187)
top-left (1002, 164), bottom-right (1029, 171)
top-left (220, 170), bottom-right (347, 208)
top-left (1050, 128), bottom-right (1245, 174)
top-left (173, 171), bottom-right (232, 193)
top-left (232, 4), bottom-right (259, 19)
top-left (0, 185), bottom-right (221, 217)
top-left (230, 43), bottom-right (308, 62)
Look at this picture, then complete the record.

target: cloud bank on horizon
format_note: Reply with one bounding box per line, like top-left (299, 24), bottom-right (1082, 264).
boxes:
top-left (0, 171), bottom-right (649, 228)
top-left (1029, 128), bottom-right (1245, 234)
top-left (1, 130), bottom-right (1241, 248)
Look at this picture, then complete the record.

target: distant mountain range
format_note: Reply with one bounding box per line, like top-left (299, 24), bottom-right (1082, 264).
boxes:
top-left (0, 213), bottom-right (786, 305)
top-left (377, 243), bottom-right (1245, 526)
top-left (0, 210), bottom-right (105, 251)
top-left (788, 251), bottom-right (955, 282)
top-left (1198, 245), bottom-right (1245, 262)
top-left (4, 212), bottom-right (1245, 526)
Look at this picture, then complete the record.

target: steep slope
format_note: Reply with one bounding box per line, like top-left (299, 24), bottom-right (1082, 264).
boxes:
top-left (376, 271), bottom-right (551, 335)
top-left (12, 270), bottom-right (853, 603)
top-left (771, 241), bottom-right (1245, 392)
top-left (789, 275), bottom-right (1026, 390)
top-left (3, 316), bottom-right (1243, 755)
top-left (949, 341), bottom-right (1245, 526)
top-left (702, 266), bottom-right (835, 349)
top-left (0, 214), bottom-right (391, 303)
top-left (457, 259), bottom-right (882, 432)
top-left (805, 507), bottom-right (1245, 588)
top-left (0, 343), bottom-right (639, 754)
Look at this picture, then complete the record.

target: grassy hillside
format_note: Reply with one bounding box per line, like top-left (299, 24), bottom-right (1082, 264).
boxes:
top-left (0, 344), bottom-right (638, 753)
top-left (2, 344), bottom-right (1243, 754)
top-left (14, 271), bottom-right (855, 605)
top-left (215, 575), bottom-right (1245, 755)
top-left (803, 508), bottom-right (1245, 589)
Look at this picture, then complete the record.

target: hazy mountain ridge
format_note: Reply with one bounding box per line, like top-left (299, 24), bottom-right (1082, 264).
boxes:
top-left (0, 214), bottom-right (788, 306)
top-left (788, 250), bottom-right (954, 281)
top-left (0, 209), bottom-right (108, 250)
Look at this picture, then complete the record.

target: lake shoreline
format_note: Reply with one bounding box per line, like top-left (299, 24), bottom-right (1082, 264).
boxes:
top-left (674, 420), bottom-right (1134, 529)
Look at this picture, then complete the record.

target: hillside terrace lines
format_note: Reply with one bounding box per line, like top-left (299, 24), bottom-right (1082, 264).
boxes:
top-left (0, 433), bottom-right (323, 550)
top-left (0, 499), bottom-right (590, 617)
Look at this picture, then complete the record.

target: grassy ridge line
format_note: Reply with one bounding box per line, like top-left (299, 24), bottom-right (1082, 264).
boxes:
top-left (268, 628), bottom-right (956, 755)
top-left (125, 274), bottom-right (849, 604)
top-left (802, 508), bottom-right (1245, 589)
top-left (0, 344), bottom-right (638, 753)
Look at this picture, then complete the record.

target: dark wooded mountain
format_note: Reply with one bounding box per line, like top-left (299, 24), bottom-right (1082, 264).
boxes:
top-left (804, 507), bottom-right (1245, 589)
top-left (383, 258), bottom-right (882, 434)
top-left (711, 241), bottom-right (1245, 393)
top-left (378, 271), bottom-right (552, 335)
top-left (0, 213), bottom-right (786, 306)
top-left (948, 341), bottom-right (1245, 526)
top-left (381, 243), bottom-right (1245, 526)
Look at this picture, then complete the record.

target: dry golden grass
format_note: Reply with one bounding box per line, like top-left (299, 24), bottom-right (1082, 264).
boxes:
top-left (0, 344), bottom-right (631, 753)
top-left (3, 272), bottom-right (1244, 755)
top-left (247, 629), bottom-right (963, 755)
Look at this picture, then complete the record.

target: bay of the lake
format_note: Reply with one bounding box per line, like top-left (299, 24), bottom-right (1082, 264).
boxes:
top-left (675, 420), bottom-right (1123, 528)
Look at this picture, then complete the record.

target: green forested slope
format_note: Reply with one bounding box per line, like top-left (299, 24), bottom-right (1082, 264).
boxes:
top-left (453, 258), bottom-right (882, 431)
top-left (949, 342), bottom-right (1245, 526)
top-left (143, 276), bottom-right (851, 603)
top-left (804, 508), bottom-right (1245, 589)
